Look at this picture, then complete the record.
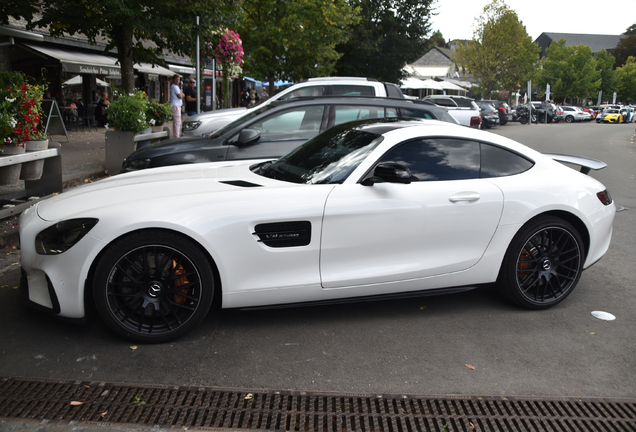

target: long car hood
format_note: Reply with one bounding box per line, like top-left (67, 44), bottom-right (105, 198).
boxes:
top-left (36, 161), bottom-right (274, 221)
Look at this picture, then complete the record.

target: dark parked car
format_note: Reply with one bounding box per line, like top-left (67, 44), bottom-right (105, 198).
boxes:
top-left (530, 101), bottom-right (555, 123)
top-left (122, 97), bottom-right (458, 172)
top-left (479, 99), bottom-right (510, 125)
top-left (476, 102), bottom-right (499, 129)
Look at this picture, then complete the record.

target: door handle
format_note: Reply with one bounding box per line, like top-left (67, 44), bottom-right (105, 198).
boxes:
top-left (449, 193), bottom-right (480, 203)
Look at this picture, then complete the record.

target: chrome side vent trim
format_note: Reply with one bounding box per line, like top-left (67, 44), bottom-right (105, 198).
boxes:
top-left (254, 221), bottom-right (311, 248)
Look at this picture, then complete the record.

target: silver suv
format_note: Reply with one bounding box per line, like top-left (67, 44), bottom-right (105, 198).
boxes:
top-left (183, 77), bottom-right (404, 136)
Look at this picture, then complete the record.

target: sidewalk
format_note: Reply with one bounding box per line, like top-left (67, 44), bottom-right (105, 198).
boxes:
top-left (0, 127), bottom-right (109, 249)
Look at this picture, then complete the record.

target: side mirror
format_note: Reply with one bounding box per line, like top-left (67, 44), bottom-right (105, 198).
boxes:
top-left (362, 162), bottom-right (412, 186)
top-left (236, 128), bottom-right (261, 146)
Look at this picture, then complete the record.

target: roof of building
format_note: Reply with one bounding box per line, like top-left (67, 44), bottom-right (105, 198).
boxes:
top-left (535, 32), bottom-right (627, 56)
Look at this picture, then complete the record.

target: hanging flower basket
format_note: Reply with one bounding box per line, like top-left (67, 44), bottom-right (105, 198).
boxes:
top-left (20, 139), bottom-right (50, 181)
top-left (0, 144), bottom-right (25, 186)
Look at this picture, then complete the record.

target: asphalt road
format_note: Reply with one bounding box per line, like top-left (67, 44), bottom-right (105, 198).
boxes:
top-left (0, 121), bottom-right (634, 399)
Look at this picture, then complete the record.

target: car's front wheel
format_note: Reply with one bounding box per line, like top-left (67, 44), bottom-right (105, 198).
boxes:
top-left (93, 230), bottom-right (215, 343)
top-left (497, 216), bottom-right (584, 309)
top-left (565, 115), bottom-right (574, 123)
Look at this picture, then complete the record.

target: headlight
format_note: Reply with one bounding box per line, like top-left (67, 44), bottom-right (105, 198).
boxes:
top-left (122, 158), bottom-right (152, 172)
top-left (182, 121), bottom-right (201, 131)
top-left (35, 218), bottom-right (98, 255)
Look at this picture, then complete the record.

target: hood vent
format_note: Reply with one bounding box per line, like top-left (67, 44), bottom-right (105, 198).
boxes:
top-left (220, 180), bottom-right (262, 187)
top-left (254, 221), bottom-right (311, 247)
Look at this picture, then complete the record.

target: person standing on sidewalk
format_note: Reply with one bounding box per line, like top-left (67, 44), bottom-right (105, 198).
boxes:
top-left (184, 78), bottom-right (201, 116)
top-left (170, 75), bottom-right (185, 138)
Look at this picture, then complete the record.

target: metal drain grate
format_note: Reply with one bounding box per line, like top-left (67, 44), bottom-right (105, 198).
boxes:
top-left (1, 377), bottom-right (635, 431)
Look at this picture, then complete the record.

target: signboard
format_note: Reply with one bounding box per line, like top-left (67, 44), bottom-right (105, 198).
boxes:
top-left (62, 63), bottom-right (121, 76)
top-left (41, 99), bottom-right (69, 142)
top-left (205, 85), bottom-right (212, 108)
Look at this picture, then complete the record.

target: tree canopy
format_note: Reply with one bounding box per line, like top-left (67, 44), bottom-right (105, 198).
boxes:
top-left (615, 57), bottom-right (636, 103)
top-left (333, 0), bottom-right (435, 83)
top-left (593, 49), bottom-right (617, 101)
top-left (238, 0), bottom-right (358, 94)
top-left (536, 39), bottom-right (600, 103)
top-left (452, 0), bottom-right (538, 98)
top-left (2, 0), bottom-right (240, 92)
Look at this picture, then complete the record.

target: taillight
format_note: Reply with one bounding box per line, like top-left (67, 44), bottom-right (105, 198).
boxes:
top-left (597, 190), bottom-right (612, 206)
top-left (470, 116), bottom-right (481, 128)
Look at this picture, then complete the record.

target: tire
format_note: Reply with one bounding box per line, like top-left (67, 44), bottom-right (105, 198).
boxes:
top-left (93, 230), bottom-right (215, 343)
top-left (497, 216), bottom-right (584, 309)
top-left (565, 115), bottom-right (574, 123)
top-left (520, 116), bottom-right (527, 125)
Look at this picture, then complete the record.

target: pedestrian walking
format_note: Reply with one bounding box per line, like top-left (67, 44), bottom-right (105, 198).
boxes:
top-left (170, 75), bottom-right (185, 138)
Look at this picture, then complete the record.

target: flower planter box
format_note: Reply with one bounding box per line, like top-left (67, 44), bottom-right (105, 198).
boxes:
top-left (0, 145), bottom-right (25, 186)
top-left (20, 139), bottom-right (50, 181)
top-left (105, 129), bottom-right (170, 175)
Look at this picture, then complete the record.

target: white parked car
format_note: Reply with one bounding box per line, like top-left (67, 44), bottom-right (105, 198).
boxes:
top-left (560, 106), bottom-right (588, 123)
top-left (182, 77), bottom-right (405, 136)
top-left (19, 119), bottom-right (615, 343)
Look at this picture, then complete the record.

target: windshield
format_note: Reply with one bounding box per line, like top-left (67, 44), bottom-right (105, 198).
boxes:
top-left (208, 104), bottom-right (272, 139)
top-left (256, 123), bottom-right (383, 184)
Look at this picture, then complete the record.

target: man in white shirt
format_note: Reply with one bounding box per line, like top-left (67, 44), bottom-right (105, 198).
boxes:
top-left (170, 75), bottom-right (185, 138)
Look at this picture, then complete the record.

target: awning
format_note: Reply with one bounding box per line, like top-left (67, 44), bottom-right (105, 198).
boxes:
top-left (24, 43), bottom-right (121, 75)
top-left (400, 78), bottom-right (443, 90)
top-left (134, 62), bottom-right (173, 76)
top-left (0, 26), bottom-right (44, 42)
top-left (24, 43), bottom-right (173, 77)
top-left (168, 64), bottom-right (195, 75)
top-left (62, 75), bottom-right (110, 87)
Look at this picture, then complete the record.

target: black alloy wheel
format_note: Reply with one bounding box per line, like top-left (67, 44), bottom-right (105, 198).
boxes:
top-left (497, 216), bottom-right (584, 309)
top-left (93, 230), bottom-right (215, 343)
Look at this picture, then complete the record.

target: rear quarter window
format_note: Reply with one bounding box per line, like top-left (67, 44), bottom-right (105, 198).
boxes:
top-left (480, 143), bottom-right (534, 177)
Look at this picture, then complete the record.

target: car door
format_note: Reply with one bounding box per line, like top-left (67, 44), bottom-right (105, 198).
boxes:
top-left (225, 104), bottom-right (327, 160)
top-left (319, 137), bottom-right (504, 289)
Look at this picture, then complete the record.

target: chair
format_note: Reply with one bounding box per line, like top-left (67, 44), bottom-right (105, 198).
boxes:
top-left (78, 104), bottom-right (98, 132)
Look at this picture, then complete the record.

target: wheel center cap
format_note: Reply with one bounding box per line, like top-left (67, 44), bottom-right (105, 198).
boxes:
top-left (541, 258), bottom-right (552, 271)
top-left (147, 283), bottom-right (163, 298)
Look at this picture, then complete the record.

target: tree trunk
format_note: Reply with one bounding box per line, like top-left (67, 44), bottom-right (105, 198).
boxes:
top-left (268, 75), bottom-right (275, 97)
top-left (112, 24), bottom-right (136, 93)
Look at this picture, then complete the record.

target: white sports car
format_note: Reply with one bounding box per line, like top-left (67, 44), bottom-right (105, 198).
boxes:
top-left (19, 119), bottom-right (615, 343)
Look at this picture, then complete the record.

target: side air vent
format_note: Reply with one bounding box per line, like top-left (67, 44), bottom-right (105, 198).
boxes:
top-left (254, 221), bottom-right (311, 248)
top-left (219, 180), bottom-right (262, 187)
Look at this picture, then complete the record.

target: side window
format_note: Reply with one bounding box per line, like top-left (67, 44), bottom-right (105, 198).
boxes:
top-left (385, 108), bottom-right (398, 118)
top-left (452, 98), bottom-right (474, 108)
top-left (333, 106), bottom-right (385, 126)
top-left (399, 108), bottom-right (435, 120)
top-left (379, 138), bottom-right (480, 181)
top-left (331, 85), bottom-right (375, 96)
top-left (230, 106), bottom-right (325, 143)
top-left (278, 86), bottom-right (326, 100)
top-left (429, 98), bottom-right (455, 107)
top-left (480, 143), bottom-right (533, 177)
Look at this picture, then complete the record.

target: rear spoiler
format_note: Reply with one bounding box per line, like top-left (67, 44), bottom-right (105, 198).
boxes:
top-left (543, 153), bottom-right (607, 175)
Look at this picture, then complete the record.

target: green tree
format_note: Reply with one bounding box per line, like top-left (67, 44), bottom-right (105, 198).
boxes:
top-left (3, 0), bottom-right (240, 93)
top-left (238, 0), bottom-right (358, 94)
top-left (538, 39), bottom-right (600, 103)
top-left (611, 34), bottom-right (636, 68)
top-left (452, 0), bottom-right (538, 98)
top-left (594, 49), bottom-right (617, 101)
top-left (615, 57), bottom-right (636, 103)
top-left (333, 0), bottom-right (435, 83)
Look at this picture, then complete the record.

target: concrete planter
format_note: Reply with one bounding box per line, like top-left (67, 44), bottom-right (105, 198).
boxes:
top-left (20, 139), bottom-right (50, 181)
top-left (0, 145), bottom-right (25, 186)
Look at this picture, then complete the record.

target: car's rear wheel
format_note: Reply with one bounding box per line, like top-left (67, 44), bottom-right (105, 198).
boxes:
top-left (93, 230), bottom-right (214, 343)
top-left (497, 216), bottom-right (584, 309)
